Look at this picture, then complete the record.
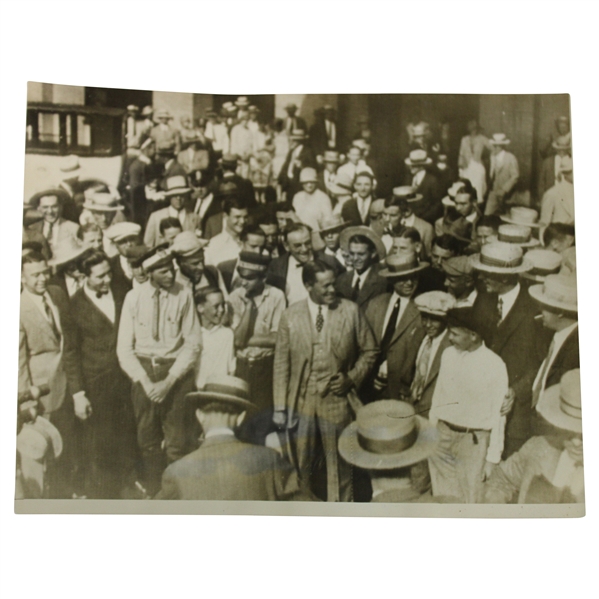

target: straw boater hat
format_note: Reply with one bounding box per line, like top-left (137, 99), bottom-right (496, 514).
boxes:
top-left (142, 247), bottom-right (174, 272)
top-left (290, 128), bottom-right (307, 141)
top-left (164, 175), bottom-right (191, 197)
top-left (339, 225), bottom-right (387, 261)
top-left (48, 237), bottom-right (88, 267)
top-left (552, 134), bottom-right (572, 151)
top-left (105, 222), bottom-right (141, 244)
top-left (59, 154), bottom-right (81, 174)
top-left (521, 249), bottom-right (562, 282)
top-left (497, 224), bottom-right (540, 248)
top-left (28, 187), bottom-right (71, 209)
top-left (235, 96), bottom-right (250, 108)
top-left (537, 369), bottom-right (582, 434)
top-left (379, 252), bottom-right (429, 278)
top-left (299, 167), bottom-right (318, 184)
top-left (489, 133), bottom-right (511, 146)
top-left (441, 181), bottom-right (467, 207)
top-left (471, 241), bottom-right (533, 274)
top-left (414, 291), bottom-right (456, 317)
top-left (528, 273), bottom-right (577, 314)
top-left (127, 104), bottom-right (139, 113)
top-left (323, 150), bottom-right (340, 163)
top-left (404, 149), bottom-right (432, 167)
top-left (171, 231), bottom-right (209, 257)
top-left (186, 375), bottom-right (255, 411)
top-left (82, 188), bottom-right (124, 212)
top-left (338, 400), bottom-right (437, 470)
top-left (317, 214), bottom-right (350, 236)
top-left (500, 206), bottom-right (542, 228)
top-left (392, 186), bottom-right (423, 203)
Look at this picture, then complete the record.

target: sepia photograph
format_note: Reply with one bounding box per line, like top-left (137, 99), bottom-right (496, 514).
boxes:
top-left (14, 84), bottom-right (584, 514)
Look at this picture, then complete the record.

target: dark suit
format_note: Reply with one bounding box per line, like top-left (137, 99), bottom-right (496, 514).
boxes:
top-left (364, 295), bottom-right (425, 402)
top-left (220, 172), bottom-right (257, 208)
top-left (334, 266), bottom-right (388, 309)
top-left (156, 434), bottom-right (299, 500)
top-left (283, 116), bottom-right (307, 134)
top-left (110, 254), bottom-right (134, 298)
top-left (195, 194), bottom-right (223, 237)
top-left (415, 266), bottom-right (446, 296)
top-left (341, 198), bottom-right (369, 227)
top-left (278, 145), bottom-right (316, 198)
top-left (309, 119), bottom-right (339, 155)
top-left (407, 171), bottom-right (443, 224)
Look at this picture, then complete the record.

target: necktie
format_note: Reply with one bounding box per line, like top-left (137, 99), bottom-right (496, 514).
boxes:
top-left (42, 295), bottom-right (60, 340)
top-left (351, 276), bottom-right (361, 302)
top-left (152, 288), bottom-right (161, 341)
top-left (380, 298), bottom-right (401, 356)
top-left (240, 298), bottom-right (259, 348)
top-left (411, 336), bottom-right (433, 402)
top-left (96, 290), bottom-right (107, 299)
top-left (532, 338), bottom-right (556, 407)
top-left (497, 297), bottom-right (504, 324)
top-left (44, 221), bottom-right (53, 242)
top-left (315, 305), bottom-right (324, 333)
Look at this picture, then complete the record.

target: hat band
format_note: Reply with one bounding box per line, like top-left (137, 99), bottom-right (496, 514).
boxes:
top-left (542, 285), bottom-right (577, 306)
top-left (202, 383), bottom-right (249, 401)
top-left (560, 394), bottom-right (582, 420)
top-left (395, 193), bottom-right (418, 201)
top-left (498, 232), bottom-right (530, 244)
top-left (357, 426), bottom-right (418, 455)
top-left (386, 259), bottom-right (420, 274)
top-left (529, 265), bottom-right (560, 277)
top-left (480, 254), bottom-right (523, 268)
top-left (237, 260), bottom-right (267, 272)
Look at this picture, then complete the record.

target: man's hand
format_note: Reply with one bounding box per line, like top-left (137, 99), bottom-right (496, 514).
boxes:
top-left (500, 388), bottom-right (516, 417)
top-left (482, 461), bottom-right (496, 482)
top-left (272, 410), bottom-right (286, 429)
top-left (374, 361), bottom-right (388, 391)
top-left (329, 373), bottom-right (354, 396)
top-left (140, 377), bottom-right (160, 403)
top-left (74, 393), bottom-right (93, 420)
top-left (151, 375), bottom-right (177, 404)
top-left (29, 386), bottom-right (41, 402)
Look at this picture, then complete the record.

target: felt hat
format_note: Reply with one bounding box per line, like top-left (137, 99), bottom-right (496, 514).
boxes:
top-left (500, 206), bottom-right (542, 228)
top-left (105, 222), bottom-right (141, 243)
top-left (299, 167), bottom-right (318, 184)
top-left (528, 273), bottom-right (577, 314)
top-left (186, 375), bottom-right (255, 411)
top-left (497, 224), bottom-right (540, 248)
top-left (338, 400), bottom-right (438, 470)
top-left (446, 306), bottom-right (489, 339)
top-left (489, 133), bottom-right (511, 145)
top-left (441, 181), bottom-right (467, 207)
top-left (235, 96), bottom-right (250, 107)
top-left (142, 248), bottom-right (174, 272)
top-left (290, 128), bottom-right (307, 141)
top-left (404, 149), bottom-right (432, 167)
top-left (414, 291), bottom-right (456, 316)
top-left (379, 252), bottom-right (429, 278)
top-left (171, 231), bottom-right (209, 257)
top-left (559, 156), bottom-right (574, 173)
top-left (471, 241), bottom-right (533, 274)
top-left (164, 175), bottom-right (191, 197)
top-left (317, 214), bottom-right (351, 235)
top-left (552, 135), bottom-right (572, 151)
top-left (521, 249), bottom-right (563, 282)
top-left (82, 188), bottom-right (124, 212)
top-left (59, 154), bottom-right (81, 174)
top-left (339, 225), bottom-right (387, 261)
top-left (442, 255), bottom-right (475, 277)
top-left (323, 150), bottom-right (340, 163)
top-left (237, 251), bottom-right (271, 273)
top-left (48, 237), bottom-right (88, 267)
top-left (536, 370), bottom-right (582, 434)
top-left (141, 106), bottom-right (154, 117)
top-left (392, 186), bottom-right (423, 203)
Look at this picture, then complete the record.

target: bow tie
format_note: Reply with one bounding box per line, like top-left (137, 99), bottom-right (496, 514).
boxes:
top-left (96, 291), bottom-right (108, 299)
top-left (295, 262), bottom-right (303, 268)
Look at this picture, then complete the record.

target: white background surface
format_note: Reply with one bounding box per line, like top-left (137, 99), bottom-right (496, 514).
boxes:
top-left (1, 1), bottom-right (597, 597)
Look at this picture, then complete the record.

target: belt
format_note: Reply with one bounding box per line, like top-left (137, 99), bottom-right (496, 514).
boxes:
top-left (137, 355), bottom-right (177, 367)
top-left (440, 420), bottom-right (490, 444)
top-left (137, 355), bottom-right (177, 382)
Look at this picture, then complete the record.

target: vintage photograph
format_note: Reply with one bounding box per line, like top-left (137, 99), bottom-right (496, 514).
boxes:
top-left (16, 84), bottom-right (582, 511)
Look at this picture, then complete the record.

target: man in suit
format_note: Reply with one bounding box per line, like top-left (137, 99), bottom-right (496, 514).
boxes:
top-left (19, 251), bottom-right (73, 497)
top-left (278, 129), bottom-right (316, 200)
top-left (485, 134), bottom-right (519, 216)
top-left (282, 103), bottom-right (307, 136)
top-left (61, 250), bottom-right (137, 498)
top-left (105, 222), bottom-right (142, 296)
top-left (27, 189), bottom-right (80, 258)
top-left (309, 105), bottom-right (339, 156)
top-left (434, 180), bottom-right (481, 241)
top-left (334, 226), bottom-right (388, 310)
top-left (472, 241), bottom-right (552, 457)
top-left (403, 150), bottom-right (443, 224)
top-left (273, 260), bottom-right (378, 501)
top-left (341, 171), bottom-right (376, 227)
top-left (389, 187), bottom-right (435, 258)
top-left (144, 176), bottom-right (200, 248)
top-left (157, 376), bottom-right (300, 500)
top-left (537, 135), bottom-right (571, 203)
top-left (266, 223), bottom-right (344, 305)
top-left (364, 252), bottom-right (427, 403)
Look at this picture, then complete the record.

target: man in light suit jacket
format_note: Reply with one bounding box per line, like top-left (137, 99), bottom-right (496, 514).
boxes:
top-left (143, 176), bottom-right (200, 248)
top-left (485, 134), bottom-right (519, 215)
top-left (273, 260), bottom-right (378, 501)
top-left (157, 376), bottom-right (300, 500)
top-left (19, 251), bottom-right (73, 497)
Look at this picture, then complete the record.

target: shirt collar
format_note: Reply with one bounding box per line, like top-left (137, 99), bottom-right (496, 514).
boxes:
top-left (553, 322), bottom-right (578, 345)
top-left (352, 266), bottom-right (372, 285)
top-left (201, 324), bottom-right (222, 335)
top-left (403, 213), bottom-right (415, 227)
top-left (205, 427), bottom-right (236, 439)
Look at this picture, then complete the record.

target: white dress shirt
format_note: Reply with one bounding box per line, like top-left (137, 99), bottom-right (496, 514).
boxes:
top-left (498, 283), bottom-right (520, 322)
top-left (285, 254), bottom-right (309, 305)
top-left (84, 285), bottom-right (115, 323)
top-left (287, 144), bottom-right (303, 178)
top-left (352, 267), bottom-right (372, 289)
top-left (382, 292), bottom-right (409, 334)
top-left (356, 195), bottom-right (372, 223)
top-left (42, 220), bottom-right (60, 249)
top-left (195, 325), bottom-right (236, 390)
top-left (533, 322), bottom-right (578, 395)
top-left (306, 295), bottom-right (328, 329)
top-left (167, 205), bottom-right (187, 227)
top-left (204, 427), bottom-right (236, 439)
top-left (65, 275), bottom-right (84, 298)
top-left (194, 192), bottom-right (214, 220)
top-left (415, 329), bottom-right (448, 380)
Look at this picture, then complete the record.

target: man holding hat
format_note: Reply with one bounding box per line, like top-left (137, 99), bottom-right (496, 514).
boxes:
top-left (485, 133), bottom-right (519, 216)
top-left (364, 252), bottom-right (427, 402)
top-left (144, 176), bottom-right (200, 248)
top-left (485, 369), bottom-right (583, 504)
top-left (278, 129), bottom-right (316, 200)
top-left (156, 375), bottom-right (299, 500)
top-left (334, 226), bottom-right (388, 309)
top-left (338, 400), bottom-right (438, 502)
top-left (117, 247), bottom-right (202, 496)
top-left (105, 222), bottom-right (142, 296)
top-left (428, 306), bottom-right (509, 502)
top-left (292, 167), bottom-right (333, 232)
top-left (540, 156), bottom-right (574, 226)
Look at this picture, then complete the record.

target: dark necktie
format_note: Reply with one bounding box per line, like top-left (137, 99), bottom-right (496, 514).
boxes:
top-left (351, 276), bottom-right (361, 302)
top-left (42, 295), bottom-right (60, 340)
top-left (380, 297), bottom-right (401, 356)
top-left (497, 297), bottom-right (504, 325)
top-left (315, 305), bottom-right (324, 333)
top-left (240, 298), bottom-right (259, 348)
top-left (44, 221), bottom-right (53, 241)
top-left (152, 288), bottom-right (161, 341)
top-left (411, 336), bottom-right (433, 402)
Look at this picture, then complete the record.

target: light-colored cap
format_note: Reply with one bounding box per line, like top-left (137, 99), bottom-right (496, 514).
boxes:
top-left (414, 291), bottom-right (456, 316)
top-left (299, 167), bottom-right (318, 184)
top-left (105, 222), bottom-right (141, 243)
top-left (171, 231), bottom-right (209, 257)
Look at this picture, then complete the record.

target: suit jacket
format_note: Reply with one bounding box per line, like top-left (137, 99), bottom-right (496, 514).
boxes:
top-left (545, 326), bottom-right (579, 390)
top-left (334, 266), bottom-right (388, 309)
top-left (156, 434), bottom-right (299, 500)
top-left (19, 286), bottom-right (69, 414)
top-left (411, 216), bottom-right (434, 258)
top-left (266, 251), bottom-right (345, 296)
top-left (203, 211), bottom-right (224, 240)
top-left (341, 199), bottom-right (369, 226)
top-left (22, 227), bottom-right (51, 260)
top-left (490, 151), bottom-right (519, 196)
top-left (143, 207), bottom-right (201, 248)
top-left (109, 254), bottom-right (134, 297)
top-left (217, 258), bottom-right (238, 292)
top-left (273, 298), bottom-right (378, 419)
top-left (415, 266), bottom-right (446, 296)
top-left (220, 173), bottom-right (257, 208)
top-left (278, 145), bottom-right (316, 197)
top-left (416, 331), bottom-right (453, 417)
top-left (406, 172), bottom-right (443, 224)
top-left (177, 147), bottom-right (211, 174)
top-left (365, 294), bottom-right (425, 400)
top-left (27, 218), bottom-right (79, 258)
top-left (537, 156), bottom-right (559, 202)
top-left (309, 119), bottom-right (339, 155)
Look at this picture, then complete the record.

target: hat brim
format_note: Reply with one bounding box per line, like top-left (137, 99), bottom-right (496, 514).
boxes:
top-left (164, 187), bottom-right (192, 197)
top-left (528, 284), bottom-right (578, 313)
top-left (500, 215), bottom-right (542, 228)
top-left (471, 255), bottom-right (533, 274)
top-left (379, 262), bottom-right (429, 278)
top-left (339, 226), bottom-right (387, 260)
top-left (520, 271), bottom-right (554, 283)
top-left (186, 391), bottom-right (255, 412)
top-left (404, 194), bottom-right (424, 203)
top-left (536, 384), bottom-right (582, 434)
top-left (338, 416), bottom-right (438, 470)
top-left (82, 201), bottom-right (123, 212)
top-left (500, 238), bottom-right (541, 248)
top-left (317, 221), bottom-right (351, 235)
top-left (29, 188), bottom-right (71, 207)
top-left (441, 197), bottom-right (456, 207)
top-left (489, 140), bottom-right (511, 145)
top-left (404, 158), bottom-right (433, 166)
top-left (48, 246), bottom-right (89, 267)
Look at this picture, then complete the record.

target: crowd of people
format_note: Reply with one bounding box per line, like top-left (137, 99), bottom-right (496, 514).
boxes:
top-left (17, 97), bottom-right (582, 504)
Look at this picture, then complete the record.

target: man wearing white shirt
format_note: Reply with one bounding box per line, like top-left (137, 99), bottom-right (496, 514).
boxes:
top-left (540, 157), bottom-right (575, 226)
top-left (429, 306), bottom-right (509, 503)
top-left (204, 197), bottom-right (248, 266)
